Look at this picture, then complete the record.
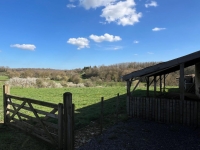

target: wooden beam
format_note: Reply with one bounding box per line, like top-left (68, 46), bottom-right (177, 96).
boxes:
top-left (149, 77), bottom-right (154, 86)
top-left (132, 78), bottom-right (141, 93)
top-left (146, 77), bottom-right (150, 97)
top-left (154, 76), bottom-right (157, 97)
top-left (126, 80), bottom-right (131, 115)
top-left (3, 84), bottom-right (10, 124)
top-left (163, 74), bottom-right (166, 92)
top-left (180, 63), bottom-right (185, 100)
top-left (160, 75), bottom-right (162, 93)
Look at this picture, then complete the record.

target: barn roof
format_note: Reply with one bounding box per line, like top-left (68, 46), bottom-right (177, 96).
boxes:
top-left (122, 50), bottom-right (200, 81)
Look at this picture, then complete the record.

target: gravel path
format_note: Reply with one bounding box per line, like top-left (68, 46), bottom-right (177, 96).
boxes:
top-left (78, 118), bottom-right (200, 150)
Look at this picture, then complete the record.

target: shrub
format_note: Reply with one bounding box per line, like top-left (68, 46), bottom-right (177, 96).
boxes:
top-left (66, 82), bottom-right (85, 87)
top-left (60, 81), bottom-right (68, 87)
top-left (69, 74), bottom-right (82, 84)
top-left (84, 80), bottom-right (94, 87)
top-left (6, 77), bottom-right (37, 88)
top-left (6, 77), bottom-right (62, 88)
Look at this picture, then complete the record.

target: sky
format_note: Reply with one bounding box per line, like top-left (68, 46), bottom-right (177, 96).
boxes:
top-left (0, 0), bottom-right (200, 70)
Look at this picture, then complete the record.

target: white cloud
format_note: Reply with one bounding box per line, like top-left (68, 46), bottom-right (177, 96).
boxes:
top-left (80, 0), bottom-right (116, 9)
top-left (145, 1), bottom-right (158, 8)
top-left (133, 40), bottom-right (139, 44)
top-left (101, 0), bottom-right (142, 26)
top-left (67, 37), bottom-right (89, 49)
top-left (80, 0), bottom-right (142, 26)
top-left (147, 52), bottom-right (154, 54)
top-left (105, 46), bottom-right (123, 50)
top-left (66, 4), bottom-right (76, 8)
top-left (99, 21), bottom-right (107, 25)
top-left (152, 27), bottom-right (166, 31)
top-left (89, 33), bottom-right (121, 43)
top-left (10, 44), bottom-right (36, 51)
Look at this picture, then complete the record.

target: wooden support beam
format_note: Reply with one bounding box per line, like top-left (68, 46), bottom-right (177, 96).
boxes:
top-left (146, 77), bottom-right (150, 97)
top-left (163, 74), bottom-right (166, 92)
top-left (132, 78), bottom-right (141, 93)
top-left (154, 76), bottom-right (157, 97)
top-left (3, 84), bottom-right (10, 124)
top-left (126, 80), bottom-right (131, 115)
top-left (180, 63), bottom-right (185, 100)
top-left (149, 77), bottom-right (154, 86)
top-left (160, 75), bottom-right (162, 93)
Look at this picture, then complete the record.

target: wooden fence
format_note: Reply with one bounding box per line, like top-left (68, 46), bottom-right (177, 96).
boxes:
top-left (128, 96), bottom-right (200, 127)
top-left (3, 85), bottom-right (74, 150)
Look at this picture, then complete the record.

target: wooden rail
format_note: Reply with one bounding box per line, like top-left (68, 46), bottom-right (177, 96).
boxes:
top-left (3, 85), bottom-right (74, 150)
top-left (128, 96), bottom-right (200, 127)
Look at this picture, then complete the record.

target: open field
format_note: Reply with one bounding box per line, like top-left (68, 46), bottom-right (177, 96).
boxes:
top-left (0, 85), bottom-right (128, 126)
top-left (0, 80), bottom-right (179, 150)
top-left (0, 83), bottom-right (179, 126)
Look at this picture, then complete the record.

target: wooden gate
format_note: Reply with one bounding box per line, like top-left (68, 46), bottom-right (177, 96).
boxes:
top-left (3, 85), bottom-right (74, 150)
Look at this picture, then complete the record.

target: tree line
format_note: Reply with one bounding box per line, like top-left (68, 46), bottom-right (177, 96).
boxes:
top-left (0, 62), bottom-right (195, 86)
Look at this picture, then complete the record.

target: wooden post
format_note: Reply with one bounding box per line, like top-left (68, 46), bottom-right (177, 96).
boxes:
top-left (146, 77), bottom-right (150, 97)
top-left (180, 63), bottom-right (185, 101)
top-left (100, 97), bottom-right (104, 134)
top-left (163, 74), bottom-right (166, 93)
top-left (3, 84), bottom-right (10, 124)
top-left (58, 103), bottom-right (63, 150)
top-left (159, 75), bottom-right (162, 93)
top-left (63, 92), bottom-right (73, 150)
top-left (126, 80), bottom-right (131, 115)
top-left (154, 76), bottom-right (157, 97)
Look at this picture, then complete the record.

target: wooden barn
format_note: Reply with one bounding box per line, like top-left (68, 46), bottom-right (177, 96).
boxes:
top-left (122, 50), bottom-right (200, 127)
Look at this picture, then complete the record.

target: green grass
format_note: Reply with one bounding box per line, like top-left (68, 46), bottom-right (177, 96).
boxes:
top-left (0, 85), bottom-right (179, 125)
top-left (0, 86), bottom-right (127, 127)
top-left (0, 84), bottom-right (179, 150)
top-left (0, 76), bottom-right (9, 80)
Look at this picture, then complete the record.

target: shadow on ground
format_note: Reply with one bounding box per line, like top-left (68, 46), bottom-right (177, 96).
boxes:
top-left (0, 123), bottom-right (54, 150)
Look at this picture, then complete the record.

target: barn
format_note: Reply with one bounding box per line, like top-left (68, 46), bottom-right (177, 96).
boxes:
top-left (122, 50), bottom-right (200, 127)
top-left (123, 50), bottom-right (200, 99)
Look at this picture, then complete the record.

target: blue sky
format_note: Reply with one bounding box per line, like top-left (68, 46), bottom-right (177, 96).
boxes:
top-left (0, 0), bottom-right (200, 69)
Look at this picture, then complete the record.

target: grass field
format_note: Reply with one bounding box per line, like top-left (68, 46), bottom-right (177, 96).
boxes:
top-left (0, 76), bottom-right (9, 81)
top-left (0, 84), bottom-right (128, 127)
top-left (0, 78), bottom-right (179, 150)
top-left (0, 82), bottom-right (179, 126)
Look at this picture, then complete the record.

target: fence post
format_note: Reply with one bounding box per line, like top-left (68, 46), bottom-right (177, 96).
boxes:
top-left (100, 97), bottom-right (104, 134)
top-left (63, 92), bottom-right (74, 150)
top-left (3, 84), bottom-right (10, 124)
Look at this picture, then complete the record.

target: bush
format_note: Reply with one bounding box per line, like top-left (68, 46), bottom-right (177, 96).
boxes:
top-left (6, 77), bottom-right (37, 88)
top-left (69, 74), bottom-right (82, 84)
top-left (36, 78), bottom-right (44, 88)
top-left (66, 82), bottom-right (85, 87)
top-left (84, 80), bottom-right (94, 87)
top-left (60, 81), bottom-right (68, 87)
top-left (6, 77), bottom-right (63, 88)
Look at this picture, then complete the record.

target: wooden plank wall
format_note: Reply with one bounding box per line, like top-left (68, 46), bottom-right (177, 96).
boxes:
top-left (129, 97), bottom-right (200, 127)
